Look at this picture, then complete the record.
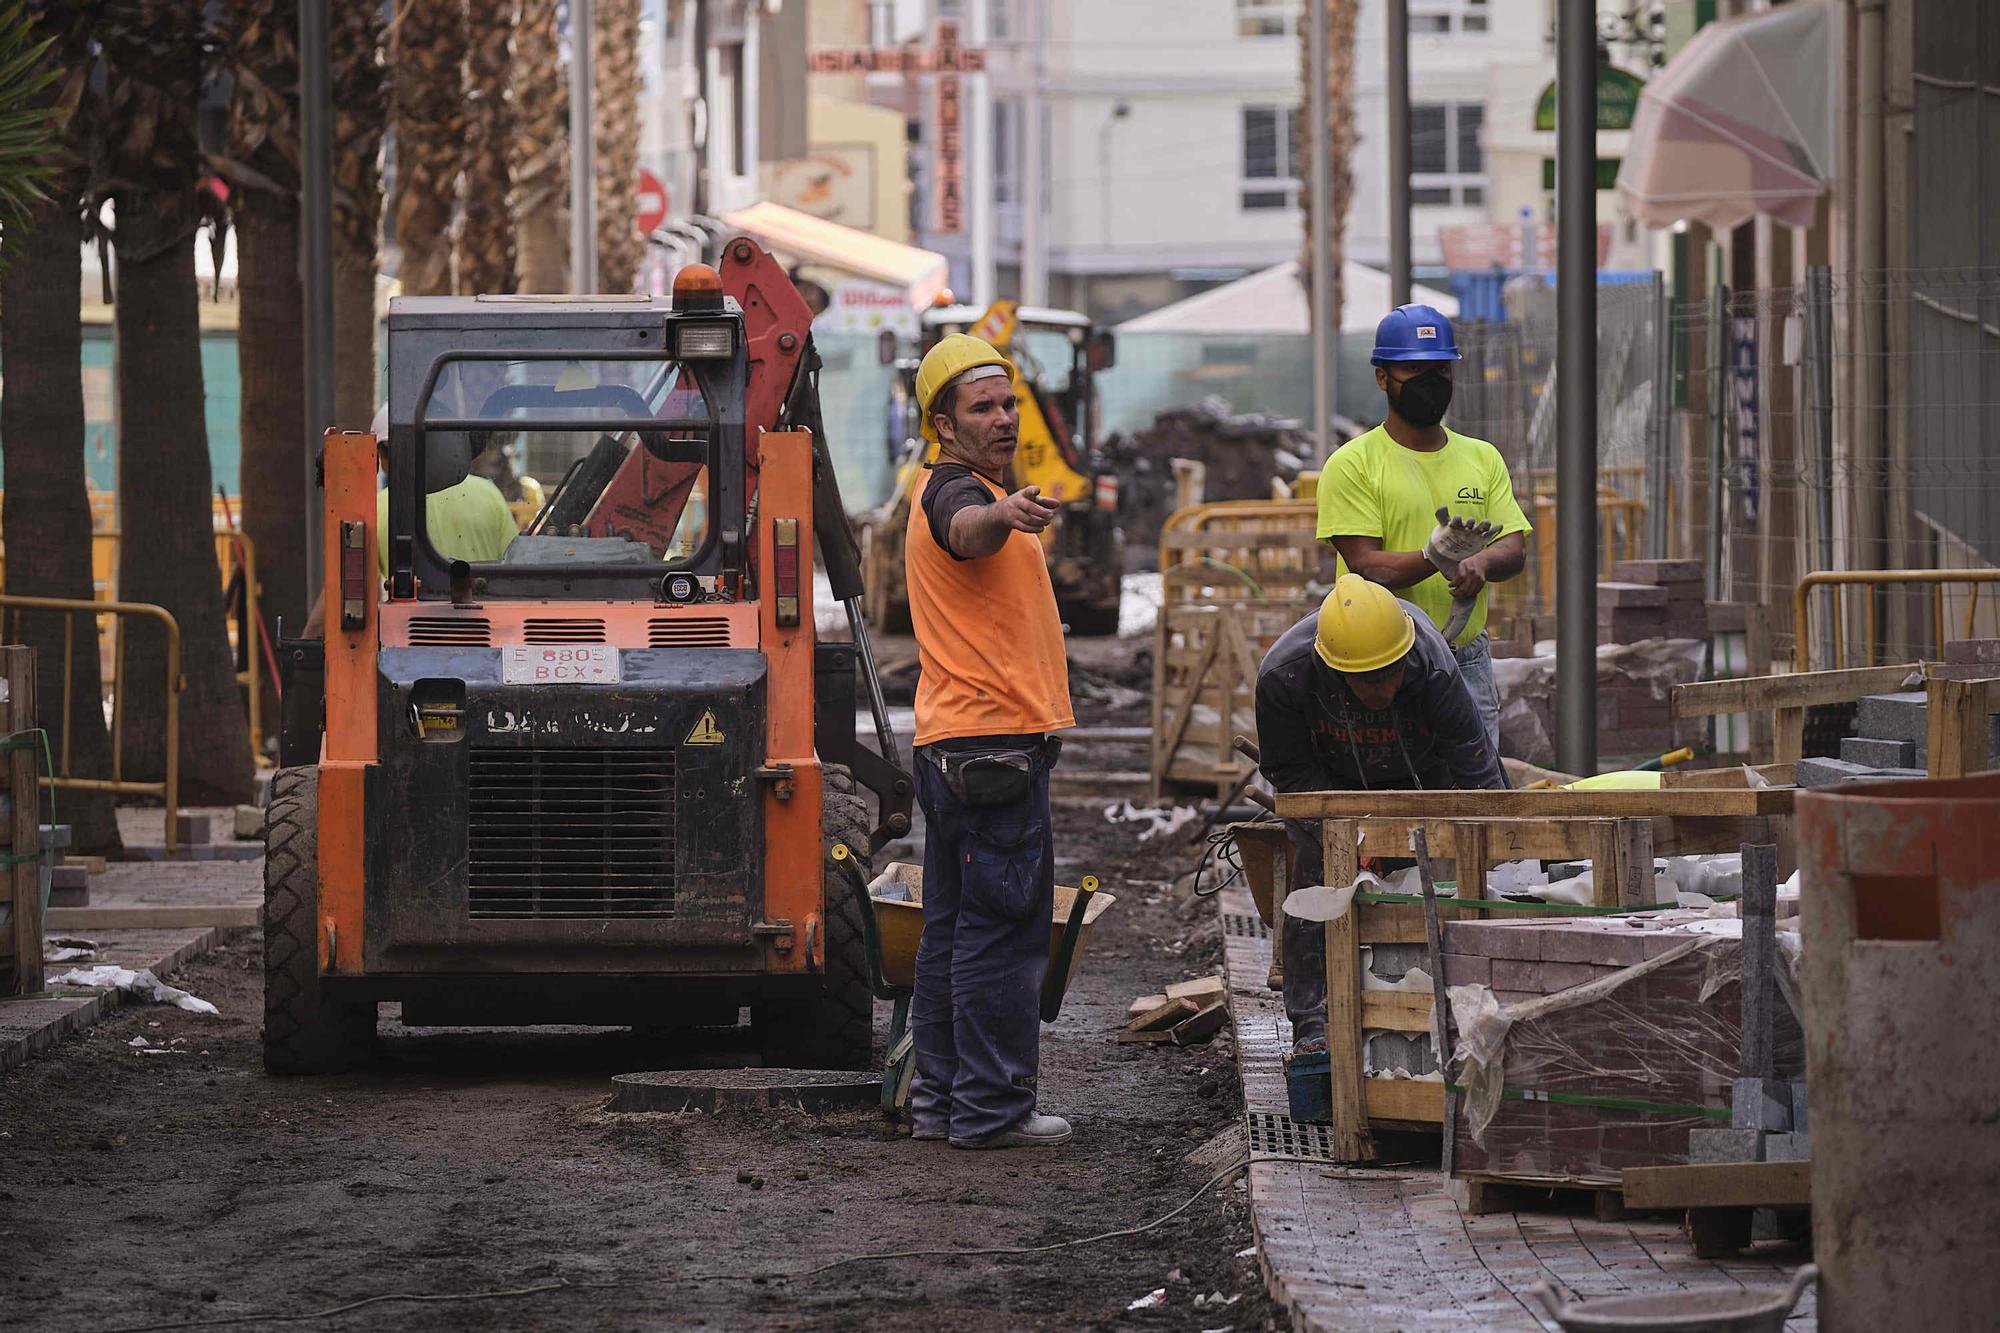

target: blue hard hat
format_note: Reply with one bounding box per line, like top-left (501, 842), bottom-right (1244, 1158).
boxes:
top-left (1371, 304), bottom-right (1462, 364)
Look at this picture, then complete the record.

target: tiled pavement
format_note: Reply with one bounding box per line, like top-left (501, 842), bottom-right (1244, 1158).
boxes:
top-left (1216, 883), bottom-right (1816, 1331)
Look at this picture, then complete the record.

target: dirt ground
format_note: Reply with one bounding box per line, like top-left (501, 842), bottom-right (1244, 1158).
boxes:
top-left (0, 660), bottom-right (1280, 1333)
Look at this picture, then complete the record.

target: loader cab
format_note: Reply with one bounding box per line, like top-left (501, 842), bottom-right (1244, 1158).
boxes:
top-left (383, 287), bottom-right (748, 605)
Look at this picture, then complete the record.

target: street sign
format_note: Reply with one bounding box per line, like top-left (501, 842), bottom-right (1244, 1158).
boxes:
top-left (1534, 65), bottom-right (1645, 132)
top-left (636, 169), bottom-right (668, 236)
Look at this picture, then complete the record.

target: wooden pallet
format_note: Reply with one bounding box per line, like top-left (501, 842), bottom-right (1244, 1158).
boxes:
top-left (1296, 792), bottom-right (1795, 1164)
top-left (0, 645), bottom-right (42, 996)
top-left (1622, 1160), bottom-right (1812, 1258)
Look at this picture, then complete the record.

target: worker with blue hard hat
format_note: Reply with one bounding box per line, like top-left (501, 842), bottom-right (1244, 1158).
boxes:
top-left (1313, 303), bottom-right (1532, 755)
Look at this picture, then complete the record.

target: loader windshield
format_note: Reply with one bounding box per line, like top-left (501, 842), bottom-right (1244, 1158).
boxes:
top-left (413, 357), bottom-right (717, 566)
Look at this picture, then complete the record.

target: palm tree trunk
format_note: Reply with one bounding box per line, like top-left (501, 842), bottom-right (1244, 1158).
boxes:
top-left (331, 0), bottom-right (385, 426)
top-left (1299, 0), bottom-right (1358, 336)
top-left (392, 0), bottom-right (466, 297)
top-left (458, 0), bottom-right (516, 296)
top-left (509, 0), bottom-right (567, 293)
top-left (0, 181), bottom-right (125, 854)
top-left (235, 192), bottom-right (306, 713)
top-left (102, 0), bottom-right (253, 805)
top-left (593, 0), bottom-right (641, 294)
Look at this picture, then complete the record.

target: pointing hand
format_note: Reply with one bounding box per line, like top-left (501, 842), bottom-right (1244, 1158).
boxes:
top-left (998, 485), bottom-right (1061, 534)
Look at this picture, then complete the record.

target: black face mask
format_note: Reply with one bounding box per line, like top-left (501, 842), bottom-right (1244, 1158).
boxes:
top-left (1389, 367), bottom-right (1453, 428)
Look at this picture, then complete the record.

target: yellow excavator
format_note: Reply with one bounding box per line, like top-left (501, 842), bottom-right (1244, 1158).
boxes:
top-left (861, 299), bottom-right (1123, 634)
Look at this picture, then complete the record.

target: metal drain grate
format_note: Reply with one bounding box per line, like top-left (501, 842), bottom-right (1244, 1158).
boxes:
top-left (1246, 1111), bottom-right (1341, 1161)
top-left (1222, 911), bottom-right (1270, 939)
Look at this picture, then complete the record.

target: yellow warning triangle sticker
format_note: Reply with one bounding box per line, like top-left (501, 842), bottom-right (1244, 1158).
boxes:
top-left (685, 709), bottom-right (725, 746)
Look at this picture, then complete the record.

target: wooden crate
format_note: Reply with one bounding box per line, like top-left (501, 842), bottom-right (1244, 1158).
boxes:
top-left (1285, 785), bottom-right (1799, 1163)
top-left (1151, 499), bottom-right (1323, 801)
top-left (0, 645), bottom-right (42, 996)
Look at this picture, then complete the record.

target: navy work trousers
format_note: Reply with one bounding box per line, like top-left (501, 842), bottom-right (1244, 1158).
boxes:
top-left (908, 751), bottom-right (1055, 1142)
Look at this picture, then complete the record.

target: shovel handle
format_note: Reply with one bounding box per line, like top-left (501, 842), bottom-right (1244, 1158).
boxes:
top-left (1040, 874), bottom-right (1098, 1023)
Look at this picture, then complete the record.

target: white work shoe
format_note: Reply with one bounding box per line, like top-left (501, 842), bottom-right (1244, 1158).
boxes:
top-left (951, 1113), bottom-right (1073, 1149)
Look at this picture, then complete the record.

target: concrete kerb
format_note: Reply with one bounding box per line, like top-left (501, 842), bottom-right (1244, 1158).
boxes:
top-left (0, 925), bottom-right (233, 1073)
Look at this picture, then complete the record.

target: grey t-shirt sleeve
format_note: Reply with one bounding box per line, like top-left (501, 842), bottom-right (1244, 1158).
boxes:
top-left (921, 467), bottom-right (995, 561)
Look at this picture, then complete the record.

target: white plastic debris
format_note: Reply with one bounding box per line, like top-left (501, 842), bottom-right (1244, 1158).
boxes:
top-left (1485, 860), bottom-right (1550, 896)
top-left (1127, 1288), bottom-right (1168, 1310)
top-left (128, 1036), bottom-right (149, 1048)
top-left (1235, 1246), bottom-right (1257, 1259)
top-left (1118, 572), bottom-right (1164, 639)
top-left (44, 936), bottom-right (99, 964)
top-left (1193, 1291), bottom-right (1240, 1308)
top-left (1102, 801), bottom-right (1199, 843)
top-left (45, 965), bottom-right (220, 1015)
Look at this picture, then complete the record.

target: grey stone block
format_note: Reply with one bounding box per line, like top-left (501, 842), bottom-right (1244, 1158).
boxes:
top-left (1841, 735), bottom-right (1916, 768)
top-left (1795, 757), bottom-right (1928, 789)
top-left (1689, 1127), bottom-right (1766, 1164)
top-left (1856, 691), bottom-right (1929, 742)
top-left (1732, 1076), bottom-right (1792, 1132)
top-left (1763, 1131), bottom-right (1809, 1162)
top-left (1944, 638), bottom-right (2000, 666)
top-left (1790, 1082), bottom-right (1809, 1136)
top-left (233, 804), bottom-right (265, 840)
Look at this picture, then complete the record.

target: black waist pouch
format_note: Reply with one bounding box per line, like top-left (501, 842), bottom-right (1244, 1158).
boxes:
top-left (931, 737), bottom-right (1059, 809)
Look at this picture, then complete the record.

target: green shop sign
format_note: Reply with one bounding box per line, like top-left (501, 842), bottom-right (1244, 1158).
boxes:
top-left (1534, 65), bottom-right (1645, 132)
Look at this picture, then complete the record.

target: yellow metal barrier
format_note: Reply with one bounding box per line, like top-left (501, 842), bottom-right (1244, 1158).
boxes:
top-left (1528, 490), bottom-right (1649, 612)
top-left (90, 529), bottom-right (264, 763)
top-left (1793, 569), bottom-right (2000, 671)
top-left (0, 594), bottom-right (182, 856)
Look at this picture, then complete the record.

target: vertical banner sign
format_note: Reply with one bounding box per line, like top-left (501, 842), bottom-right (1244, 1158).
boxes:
top-left (933, 21), bottom-right (966, 234)
top-left (1731, 313), bottom-right (1761, 522)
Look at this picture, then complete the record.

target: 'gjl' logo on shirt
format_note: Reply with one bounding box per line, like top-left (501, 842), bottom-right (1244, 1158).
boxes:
top-left (1457, 486), bottom-right (1486, 504)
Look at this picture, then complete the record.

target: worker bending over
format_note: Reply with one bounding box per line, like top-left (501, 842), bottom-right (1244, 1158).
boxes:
top-left (1317, 305), bottom-right (1531, 753)
top-left (904, 333), bottom-right (1077, 1149)
top-left (1255, 576), bottom-right (1504, 1056)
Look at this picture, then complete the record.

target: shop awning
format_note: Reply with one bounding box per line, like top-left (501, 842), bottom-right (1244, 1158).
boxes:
top-left (1615, 1), bottom-right (1832, 231)
top-left (718, 202), bottom-right (949, 311)
top-left (1117, 260), bottom-right (1457, 336)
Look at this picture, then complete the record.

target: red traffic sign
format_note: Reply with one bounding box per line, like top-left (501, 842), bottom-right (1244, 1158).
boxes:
top-left (636, 169), bottom-right (668, 236)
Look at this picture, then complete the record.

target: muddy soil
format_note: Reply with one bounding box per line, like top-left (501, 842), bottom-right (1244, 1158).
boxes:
top-left (0, 696), bottom-right (1278, 1332)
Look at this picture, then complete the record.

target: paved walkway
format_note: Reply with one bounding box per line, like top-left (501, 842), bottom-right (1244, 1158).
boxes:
top-left (2, 924), bottom-right (226, 1072)
top-left (1216, 882), bottom-right (1816, 1331)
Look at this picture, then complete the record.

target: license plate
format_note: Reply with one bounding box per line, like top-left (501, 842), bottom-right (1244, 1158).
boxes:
top-left (501, 645), bottom-right (622, 685)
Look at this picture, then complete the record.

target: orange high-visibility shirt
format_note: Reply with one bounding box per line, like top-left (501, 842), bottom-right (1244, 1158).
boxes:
top-left (905, 468), bottom-right (1075, 746)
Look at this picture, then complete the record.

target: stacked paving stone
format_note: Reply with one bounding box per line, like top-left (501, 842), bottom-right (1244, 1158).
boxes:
top-left (1443, 916), bottom-right (1805, 1187)
top-left (1591, 560), bottom-right (1711, 757)
top-left (1798, 639), bottom-right (2000, 787)
top-left (1689, 1076), bottom-right (1810, 1164)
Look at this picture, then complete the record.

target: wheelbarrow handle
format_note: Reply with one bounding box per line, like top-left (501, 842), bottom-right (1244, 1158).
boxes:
top-left (828, 843), bottom-right (905, 1002)
top-left (1040, 875), bottom-right (1098, 1024)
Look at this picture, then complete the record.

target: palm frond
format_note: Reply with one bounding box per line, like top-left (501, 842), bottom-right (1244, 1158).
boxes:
top-left (0, 0), bottom-right (64, 266)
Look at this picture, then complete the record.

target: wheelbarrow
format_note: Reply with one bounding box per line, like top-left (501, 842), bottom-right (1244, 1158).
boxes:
top-left (827, 845), bottom-right (1116, 1118)
top-left (1524, 1266), bottom-right (1816, 1333)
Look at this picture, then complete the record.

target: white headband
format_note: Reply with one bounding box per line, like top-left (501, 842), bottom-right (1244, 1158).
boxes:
top-left (946, 363), bottom-right (1009, 393)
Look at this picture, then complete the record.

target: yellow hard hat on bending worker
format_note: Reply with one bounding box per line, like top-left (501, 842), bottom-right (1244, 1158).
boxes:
top-left (1315, 573), bottom-right (1416, 675)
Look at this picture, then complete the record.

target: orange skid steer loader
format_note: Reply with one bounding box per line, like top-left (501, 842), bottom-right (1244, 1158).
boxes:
top-left (266, 240), bottom-right (911, 1073)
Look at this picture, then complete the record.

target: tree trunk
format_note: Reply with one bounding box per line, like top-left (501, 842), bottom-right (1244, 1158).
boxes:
top-left (458, 0), bottom-right (516, 296)
top-left (593, 0), bottom-right (642, 294)
top-left (1299, 0), bottom-right (1358, 339)
top-left (510, 0), bottom-right (567, 293)
top-left (235, 193), bottom-right (307, 716)
top-left (111, 207), bottom-right (254, 805)
top-left (391, 0), bottom-right (466, 297)
top-left (331, 0), bottom-right (385, 426)
top-left (0, 186), bottom-right (125, 854)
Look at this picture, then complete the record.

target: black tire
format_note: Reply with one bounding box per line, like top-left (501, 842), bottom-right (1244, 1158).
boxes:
top-left (263, 766), bottom-right (375, 1074)
top-left (758, 764), bottom-right (876, 1070)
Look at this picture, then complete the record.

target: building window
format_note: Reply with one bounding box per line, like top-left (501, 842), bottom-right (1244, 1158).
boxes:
top-left (988, 0), bottom-right (1015, 42)
top-left (1410, 0), bottom-right (1489, 35)
top-left (1411, 101), bottom-right (1485, 207)
top-left (1241, 104), bottom-right (1301, 210)
top-left (1236, 0), bottom-right (1297, 39)
top-left (993, 97), bottom-right (1019, 206)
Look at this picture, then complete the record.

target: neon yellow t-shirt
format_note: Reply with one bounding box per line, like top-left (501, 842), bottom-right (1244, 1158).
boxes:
top-left (1315, 425), bottom-right (1532, 647)
top-left (376, 476), bottom-right (520, 578)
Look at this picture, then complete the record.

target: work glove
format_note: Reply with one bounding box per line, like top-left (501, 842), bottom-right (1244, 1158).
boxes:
top-left (1422, 507), bottom-right (1502, 580)
top-left (1441, 595), bottom-right (1477, 644)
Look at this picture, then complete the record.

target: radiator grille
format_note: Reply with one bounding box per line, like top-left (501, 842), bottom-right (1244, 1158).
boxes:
top-left (466, 746), bottom-right (675, 918)
top-left (407, 616), bottom-right (492, 647)
top-left (523, 618), bottom-right (607, 644)
top-left (648, 616), bottom-right (734, 648)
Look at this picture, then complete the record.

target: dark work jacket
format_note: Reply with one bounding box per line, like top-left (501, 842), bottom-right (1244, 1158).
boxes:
top-left (1254, 603), bottom-right (1504, 795)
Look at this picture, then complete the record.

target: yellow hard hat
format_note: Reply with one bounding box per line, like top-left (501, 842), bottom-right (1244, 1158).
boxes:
top-left (915, 332), bottom-right (1013, 445)
top-left (1315, 574), bottom-right (1416, 674)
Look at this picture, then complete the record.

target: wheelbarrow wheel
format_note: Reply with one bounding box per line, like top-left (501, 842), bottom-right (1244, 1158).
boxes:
top-left (757, 764), bottom-right (875, 1070)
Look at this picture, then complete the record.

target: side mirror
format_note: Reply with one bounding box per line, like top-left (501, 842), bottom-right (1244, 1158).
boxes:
top-left (877, 329), bottom-right (899, 367)
top-left (1088, 330), bottom-right (1117, 372)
